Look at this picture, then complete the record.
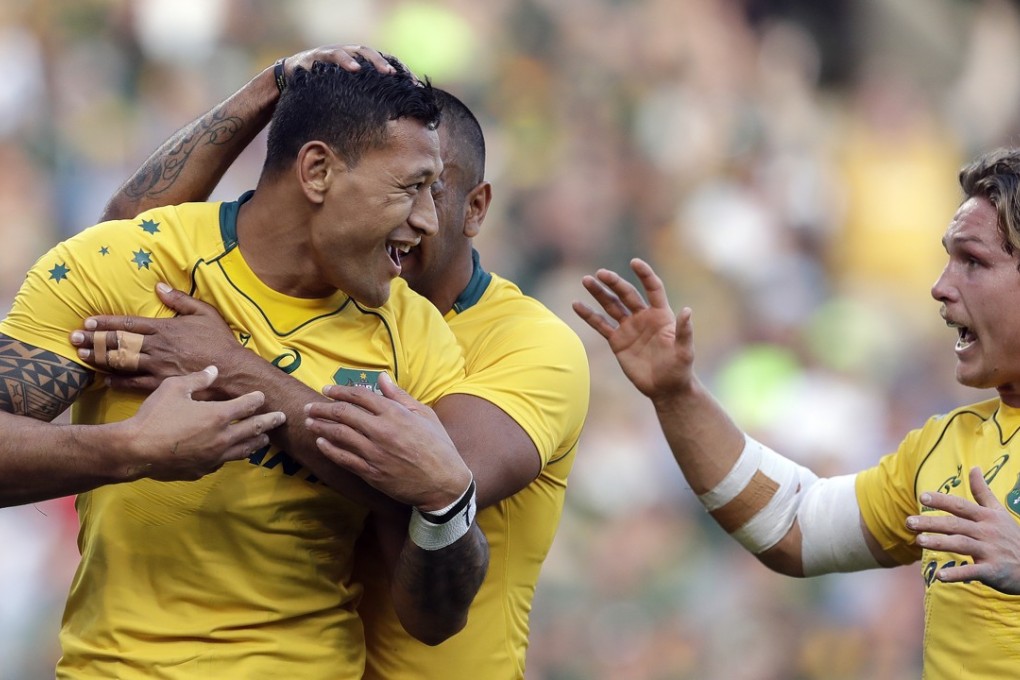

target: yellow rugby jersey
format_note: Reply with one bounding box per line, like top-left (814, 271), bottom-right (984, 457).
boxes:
top-left (358, 253), bottom-right (591, 680)
top-left (857, 397), bottom-right (1020, 680)
top-left (0, 194), bottom-right (466, 680)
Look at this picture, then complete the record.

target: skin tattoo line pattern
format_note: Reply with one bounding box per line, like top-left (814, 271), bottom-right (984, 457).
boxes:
top-left (0, 335), bottom-right (92, 421)
top-left (123, 106), bottom-right (244, 200)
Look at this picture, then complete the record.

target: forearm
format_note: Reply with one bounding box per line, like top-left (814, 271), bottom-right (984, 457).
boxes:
top-left (391, 524), bottom-right (489, 645)
top-left (653, 378), bottom-right (811, 571)
top-left (372, 480), bottom-right (489, 645)
top-left (100, 65), bottom-right (279, 221)
top-left (216, 350), bottom-right (396, 510)
top-left (659, 384), bottom-right (887, 576)
top-left (0, 414), bottom-right (132, 507)
top-left (652, 377), bottom-right (748, 494)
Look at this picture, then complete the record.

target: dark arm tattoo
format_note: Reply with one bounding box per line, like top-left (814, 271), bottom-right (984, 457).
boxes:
top-left (0, 334), bottom-right (93, 421)
top-left (392, 524), bottom-right (490, 643)
top-left (122, 106), bottom-right (244, 201)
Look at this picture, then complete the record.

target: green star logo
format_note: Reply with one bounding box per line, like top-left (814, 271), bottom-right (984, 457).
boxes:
top-left (132, 249), bottom-right (153, 270)
top-left (99, 246), bottom-right (110, 256)
top-left (139, 219), bottom-right (160, 235)
top-left (48, 262), bottom-right (70, 282)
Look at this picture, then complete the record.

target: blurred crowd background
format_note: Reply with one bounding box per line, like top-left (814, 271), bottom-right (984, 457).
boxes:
top-left (1, 0), bottom-right (1017, 677)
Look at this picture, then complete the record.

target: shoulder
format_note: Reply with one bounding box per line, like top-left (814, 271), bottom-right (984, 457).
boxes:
top-left (467, 274), bottom-right (587, 354)
top-left (923, 397), bottom-right (1000, 430)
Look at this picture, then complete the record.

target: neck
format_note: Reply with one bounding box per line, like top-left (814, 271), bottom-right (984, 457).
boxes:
top-left (237, 187), bottom-right (330, 298)
top-left (999, 384), bottom-right (1020, 408)
top-left (422, 247), bottom-right (476, 316)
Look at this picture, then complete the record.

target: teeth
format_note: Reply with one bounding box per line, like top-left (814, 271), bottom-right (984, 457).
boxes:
top-left (955, 326), bottom-right (976, 351)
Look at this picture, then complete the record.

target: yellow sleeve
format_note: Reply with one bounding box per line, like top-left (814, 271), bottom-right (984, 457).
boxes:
top-left (0, 218), bottom-right (181, 365)
top-left (448, 310), bottom-right (590, 467)
top-left (855, 425), bottom-right (928, 565)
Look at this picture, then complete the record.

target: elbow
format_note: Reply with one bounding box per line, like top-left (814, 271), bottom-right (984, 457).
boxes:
top-left (409, 615), bottom-right (469, 647)
top-left (755, 549), bottom-right (806, 577)
top-left (99, 196), bottom-right (137, 223)
top-left (753, 531), bottom-right (806, 577)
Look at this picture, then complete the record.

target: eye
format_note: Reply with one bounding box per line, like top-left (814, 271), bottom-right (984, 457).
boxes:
top-left (431, 180), bottom-right (445, 197)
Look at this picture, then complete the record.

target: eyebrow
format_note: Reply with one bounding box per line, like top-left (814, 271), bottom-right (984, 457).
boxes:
top-left (407, 163), bottom-right (442, 183)
top-left (942, 233), bottom-right (988, 249)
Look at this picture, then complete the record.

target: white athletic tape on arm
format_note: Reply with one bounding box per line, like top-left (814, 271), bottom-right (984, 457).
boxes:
top-left (729, 443), bottom-right (818, 553)
top-left (697, 435), bottom-right (763, 511)
top-left (797, 473), bottom-right (879, 576)
top-left (696, 433), bottom-right (818, 554)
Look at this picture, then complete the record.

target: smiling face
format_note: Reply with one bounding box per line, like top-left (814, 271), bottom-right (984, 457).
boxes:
top-left (397, 122), bottom-right (478, 312)
top-left (310, 117), bottom-right (442, 307)
top-left (931, 196), bottom-right (1020, 403)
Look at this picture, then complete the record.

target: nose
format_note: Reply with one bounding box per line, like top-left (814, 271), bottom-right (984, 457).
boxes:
top-left (408, 187), bottom-right (439, 237)
top-left (931, 265), bottom-right (953, 303)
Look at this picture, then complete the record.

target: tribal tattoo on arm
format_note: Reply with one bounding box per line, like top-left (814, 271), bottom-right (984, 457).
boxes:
top-left (0, 334), bottom-right (93, 421)
top-left (121, 105), bottom-right (244, 201)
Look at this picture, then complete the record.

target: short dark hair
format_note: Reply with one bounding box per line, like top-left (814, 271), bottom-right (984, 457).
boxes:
top-left (263, 56), bottom-right (441, 174)
top-left (959, 148), bottom-right (1020, 257)
top-left (434, 88), bottom-right (485, 187)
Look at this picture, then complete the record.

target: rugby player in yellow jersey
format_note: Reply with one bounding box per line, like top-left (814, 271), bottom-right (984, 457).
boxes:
top-left (1, 51), bottom-right (489, 679)
top-left (574, 148), bottom-right (1020, 679)
top-left (75, 47), bottom-right (590, 679)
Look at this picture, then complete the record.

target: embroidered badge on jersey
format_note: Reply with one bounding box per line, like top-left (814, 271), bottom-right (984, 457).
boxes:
top-left (333, 368), bottom-right (383, 394)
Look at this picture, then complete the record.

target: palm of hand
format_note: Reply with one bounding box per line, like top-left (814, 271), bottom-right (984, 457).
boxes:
top-left (610, 306), bottom-right (693, 399)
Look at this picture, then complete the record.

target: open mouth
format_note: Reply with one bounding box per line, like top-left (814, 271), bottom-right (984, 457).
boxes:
top-left (950, 322), bottom-right (977, 351)
top-left (387, 241), bottom-right (413, 269)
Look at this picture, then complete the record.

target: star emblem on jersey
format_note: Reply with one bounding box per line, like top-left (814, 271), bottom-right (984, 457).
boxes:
top-left (99, 246), bottom-right (110, 256)
top-left (139, 219), bottom-right (161, 235)
top-left (132, 249), bottom-right (153, 270)
top-left (48, 262), bottom-right (70, 282)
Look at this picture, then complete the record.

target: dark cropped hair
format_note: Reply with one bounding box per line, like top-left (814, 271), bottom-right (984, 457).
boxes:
top-left (959, 148), bottom-right (1020, 257)
top-left (263, 56), bottom-right (441, 174)
top-left (433, 88), bottom-right (486, 187)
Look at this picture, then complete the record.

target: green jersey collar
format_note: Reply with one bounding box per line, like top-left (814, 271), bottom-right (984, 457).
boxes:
top-left (452, 249), bottom-right (492, 314)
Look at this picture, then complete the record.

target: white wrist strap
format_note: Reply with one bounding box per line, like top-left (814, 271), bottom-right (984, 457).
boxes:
top-left (409, 478), bottom-right (477, 551)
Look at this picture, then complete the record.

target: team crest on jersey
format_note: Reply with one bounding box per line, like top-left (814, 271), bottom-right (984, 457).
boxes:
top-left (333, 368), bottom-right (383, 394)
top-left (1007, 473), bottom-right (1020, 518)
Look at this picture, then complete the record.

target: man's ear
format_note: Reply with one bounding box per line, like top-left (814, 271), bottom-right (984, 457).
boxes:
top-left (463, 180), bottom-right (492, 238)
top-left (297, 141), bottom-right (345, 204)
